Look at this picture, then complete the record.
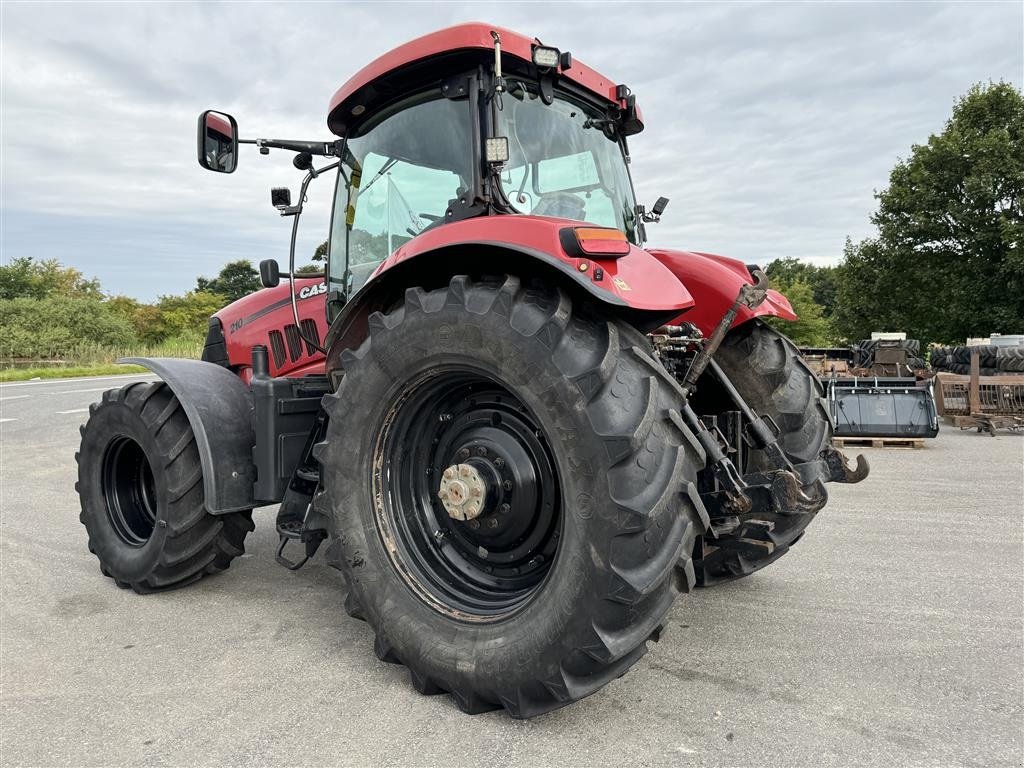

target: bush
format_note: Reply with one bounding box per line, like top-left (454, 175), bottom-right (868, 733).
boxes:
top-left (1, 297), bottom-right (137, 359)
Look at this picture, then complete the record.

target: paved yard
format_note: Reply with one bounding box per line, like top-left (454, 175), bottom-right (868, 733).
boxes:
top-left (1, 374), bottom-right (1021, 767)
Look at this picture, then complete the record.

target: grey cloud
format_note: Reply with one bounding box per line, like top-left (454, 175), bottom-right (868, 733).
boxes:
top-left (1, 1), bottom-right (1021, 300)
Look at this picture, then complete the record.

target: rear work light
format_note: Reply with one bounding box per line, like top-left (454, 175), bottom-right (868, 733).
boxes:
top-left (560, 226), bottom-right (631, 258)
top-left (532, 45), bottom-right (561, 69)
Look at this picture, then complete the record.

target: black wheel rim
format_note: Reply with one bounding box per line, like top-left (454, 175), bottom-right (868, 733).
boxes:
top-left (102, 435), bottom-right (158, 546)
top-left (373, 367), bottom-right (562, 620)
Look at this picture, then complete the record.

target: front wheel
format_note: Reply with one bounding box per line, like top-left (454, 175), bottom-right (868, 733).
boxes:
top-left (314, 275), bottom-right (707, 717)
top-left (76, 382), bottom-right (254, 593)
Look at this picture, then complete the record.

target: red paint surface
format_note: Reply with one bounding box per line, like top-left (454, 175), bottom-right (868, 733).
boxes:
top-left (375, 215), bottom-right (694, 312)
top-left (328, 22), bottom-right (628, 131)
top-left (647, 249), bottom-right (797, 336)
top-left (215, 277), bottom-right (329, 379)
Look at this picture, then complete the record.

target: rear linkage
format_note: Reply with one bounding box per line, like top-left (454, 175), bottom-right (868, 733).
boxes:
top-left (272, 269), bottom-right (869, 569)
top-left (651, 268), bottom-right (868, 536)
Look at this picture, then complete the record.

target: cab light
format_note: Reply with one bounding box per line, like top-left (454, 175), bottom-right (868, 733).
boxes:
top-left (532, 46), bottom-right (561, 69)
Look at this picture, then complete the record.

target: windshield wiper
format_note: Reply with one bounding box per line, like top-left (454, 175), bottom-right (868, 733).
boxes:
top-left (361, 157), bottom-right (399, 194)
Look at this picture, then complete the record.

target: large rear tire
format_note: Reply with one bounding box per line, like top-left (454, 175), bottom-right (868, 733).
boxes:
top-left (689, 320), bottom-right (832, 585)
top-left (314, 275), bottom-right (707, 718)
top-left (76, 381), bottom-right (254, 593)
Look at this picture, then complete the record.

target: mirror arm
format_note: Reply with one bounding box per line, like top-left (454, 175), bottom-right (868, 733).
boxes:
top-left (240, 138), bottom-right (344, 157)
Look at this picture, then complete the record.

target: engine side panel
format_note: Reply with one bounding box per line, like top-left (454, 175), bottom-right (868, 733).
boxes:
top-left (212, 278), bottom-right (329, 381)
top-left (647, 248), bottom-right (797, 336)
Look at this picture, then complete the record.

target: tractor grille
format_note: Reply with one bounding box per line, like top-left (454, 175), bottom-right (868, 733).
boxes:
top-left (300, 319), bottom-right (320, 355)
top-left (268, 330), bottom-right (287, 369)
top-left (284, 324), bottom-right (303, 362)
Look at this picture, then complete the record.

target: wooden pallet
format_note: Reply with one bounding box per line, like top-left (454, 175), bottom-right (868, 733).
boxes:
top-left (833, 436), bottom-right (925, 449)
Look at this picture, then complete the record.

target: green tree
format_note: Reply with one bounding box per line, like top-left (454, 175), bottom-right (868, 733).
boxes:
top-left (143, 291), bottom-right (225, 344)
top-left (313, 240), bottom-right (329, 262)
top-left (834, 82), bottom-right (1024, 344)
top-left (764, 257), bottom-right (838, 316)
top-left (196, 260), bottom-right (261, 303)
top-left (766, 278), bottom-right (835, 346)
top-left (0, 257), bottom-right (102, 300)
top-left (295, 263), bottom-right (324, 275)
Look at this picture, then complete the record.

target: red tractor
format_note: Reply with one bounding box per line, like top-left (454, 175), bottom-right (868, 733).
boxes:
top-left (77, 24), bottom-right (868, 717)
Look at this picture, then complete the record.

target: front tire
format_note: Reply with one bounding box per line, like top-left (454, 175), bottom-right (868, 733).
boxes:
top-left (76, 382), bottom-right (254, 593)
top-left (315, 275), bottom-right (707, 717)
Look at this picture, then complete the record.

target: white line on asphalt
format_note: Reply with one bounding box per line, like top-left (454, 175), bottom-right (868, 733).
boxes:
top-left (0, 418), bottom-right (16, 423)
top-left (0, 395), bottom-right (30, 402)
top-left (56, 409), bottom-right (90, 415)
top-left (52, 387), bottom-right (119, 395)
top-left (0, 373), bottom-right (156, 389)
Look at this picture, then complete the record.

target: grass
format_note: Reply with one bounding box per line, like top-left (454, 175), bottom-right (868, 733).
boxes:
top-left (0, 336), bottom-right (203, 382)
top-left (0, 364), bottom-right (149, 382)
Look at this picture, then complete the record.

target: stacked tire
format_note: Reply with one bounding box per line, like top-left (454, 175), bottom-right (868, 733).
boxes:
top-left (929, 344), bottom-right (1022, 375)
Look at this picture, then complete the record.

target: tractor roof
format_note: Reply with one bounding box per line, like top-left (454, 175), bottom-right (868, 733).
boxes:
top-left (327, 22), bottom-right (622, 137)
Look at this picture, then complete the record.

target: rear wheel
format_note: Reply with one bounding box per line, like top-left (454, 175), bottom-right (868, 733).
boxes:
top-left (76, 382), bottom-right (254, 593)
top-left (315, 275), bottom-right (707, 717)
top-left (689, 320), bottom-right (832, 585)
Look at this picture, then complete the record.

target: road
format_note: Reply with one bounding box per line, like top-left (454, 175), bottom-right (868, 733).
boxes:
top-left (1, 374), bottom-right (1022, 767)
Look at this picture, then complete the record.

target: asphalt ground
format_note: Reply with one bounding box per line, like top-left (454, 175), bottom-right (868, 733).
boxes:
top-left (1, 374), bottom-right (1022, 767)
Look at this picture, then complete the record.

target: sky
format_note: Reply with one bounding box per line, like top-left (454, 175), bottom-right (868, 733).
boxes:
top-left (1, 0), bottom-right (1021, 301)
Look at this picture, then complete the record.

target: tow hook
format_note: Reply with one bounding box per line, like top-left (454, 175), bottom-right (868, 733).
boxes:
top-left (821, 446), bottom-right (870, 484)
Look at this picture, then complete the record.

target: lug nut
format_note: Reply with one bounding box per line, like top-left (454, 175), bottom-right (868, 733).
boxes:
top-left (499, 503), bottom-right (510, 514)
top-left (477, 446), bottom-right (487, 456)
top-left (503, 480), bottom-right (513, 491)
top-left (459, 448), bottom-right (470, 459)
top-left (487, 518), bottom-right (499, 529)
top-left (494, 458), bottom-right (505, 468)
top-left (468, 519), bottom-right (481, 530)
top-left (443, 467), bottom-right (455, 480)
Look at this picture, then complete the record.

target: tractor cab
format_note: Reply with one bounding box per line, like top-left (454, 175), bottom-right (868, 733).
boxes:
top-left (198, 23), bottom-right (650, 313)
top-left (322, 24), bottom-right (647, 302)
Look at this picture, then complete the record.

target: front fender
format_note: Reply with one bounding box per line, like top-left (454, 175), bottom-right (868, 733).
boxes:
top-left (119, 357), bottom-right (255, 514)
top-left (647, 249), bottom-right (797, 336)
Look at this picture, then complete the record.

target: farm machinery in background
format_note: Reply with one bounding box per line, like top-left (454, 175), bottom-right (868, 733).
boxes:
top-left (75, 23), bottom-right (869, 718)
top-left (798, 331), bottom-right (1024, 439)
top-left (799, 334), bottom-right (938, 441)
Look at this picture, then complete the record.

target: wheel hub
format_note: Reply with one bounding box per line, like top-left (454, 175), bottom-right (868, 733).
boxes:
top-left (438, 463), bottom-right (487, 521)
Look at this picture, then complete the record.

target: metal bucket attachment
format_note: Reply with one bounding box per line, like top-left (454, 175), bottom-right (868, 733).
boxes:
top-left (828, 377), bottom-right (939, 438)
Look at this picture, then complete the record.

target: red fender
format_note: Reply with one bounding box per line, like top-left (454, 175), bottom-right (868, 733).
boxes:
top-left (376, 215), bottom-right (695, 313)
top-left (647, 249), bottom-right (797, 336)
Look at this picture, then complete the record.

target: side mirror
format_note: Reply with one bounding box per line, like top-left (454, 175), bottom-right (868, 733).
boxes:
top-left (259, 259), bottom-right (281, 288)
top-left (651, 197), bottom-right (670, 217)
top-left (197, 110), bottom-right (238, 173)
